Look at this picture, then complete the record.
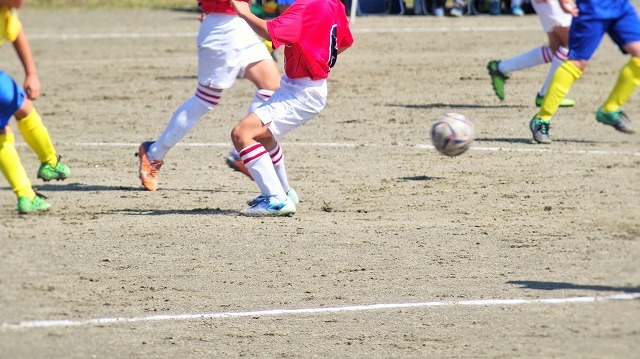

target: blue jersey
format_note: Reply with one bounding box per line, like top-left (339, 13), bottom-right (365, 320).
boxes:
top-left (577, 0), bottom-right (632, 19)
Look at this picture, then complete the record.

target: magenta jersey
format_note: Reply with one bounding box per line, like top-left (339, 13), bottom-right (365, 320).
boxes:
top-left (266, 0), bottom-right (354, 80)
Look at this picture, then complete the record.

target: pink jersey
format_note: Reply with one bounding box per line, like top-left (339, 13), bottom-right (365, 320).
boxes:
top-left (267, 0), bottom-right (354, 80)
top-left (199, 0), bottom-right (248, 15)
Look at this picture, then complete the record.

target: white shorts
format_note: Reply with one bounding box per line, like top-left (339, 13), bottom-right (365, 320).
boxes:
top-left (254, 76), bottom-right (328, 139)
top-left (532, 0), bottom-right (572, 33)
top-left (197, 13), bottom-right (272, 89)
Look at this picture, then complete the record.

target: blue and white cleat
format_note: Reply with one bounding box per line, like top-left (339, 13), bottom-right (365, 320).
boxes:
top-left (247, 188), bottom-right (299, 206)
top-left (241, 196), bottom-right (296, 217)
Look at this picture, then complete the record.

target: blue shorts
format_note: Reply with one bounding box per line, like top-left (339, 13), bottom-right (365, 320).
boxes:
top-left (569, 1), bottom-right (640, 60)
top-left (276, 0), bottom-right (295, 5)
top-left (0, 71), bottom-right (24, 127)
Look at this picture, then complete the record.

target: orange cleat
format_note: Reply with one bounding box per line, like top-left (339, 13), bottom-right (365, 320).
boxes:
top-left (137, 141), bottom-right (164, 191)
top-left (225, 152), bottom-right (253, 180)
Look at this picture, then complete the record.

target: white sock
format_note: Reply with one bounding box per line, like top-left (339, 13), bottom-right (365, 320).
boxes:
top-left (499, 46), bottom-right (552, 74)
top-left (247, 89), bottom-right (274, 114)
top-left (150, 85), bottom-right (219, 161)
top-left (539, 46), bottom-right (569, 97)
top-left (269, 142), bottom-right (290, 193)
top-left (240, 143), bottom-right (286, 202)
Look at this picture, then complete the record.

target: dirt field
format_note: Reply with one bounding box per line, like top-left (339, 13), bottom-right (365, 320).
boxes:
top-left (1, 8), bottom-right (639, 358)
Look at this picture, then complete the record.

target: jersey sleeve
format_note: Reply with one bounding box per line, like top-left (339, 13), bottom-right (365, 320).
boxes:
top-left (1, 7), bottom-right (22, 44)
top-left (339, 16), bottom-right (354, 48)
top-left (266, 2), bottom-right (303, 48)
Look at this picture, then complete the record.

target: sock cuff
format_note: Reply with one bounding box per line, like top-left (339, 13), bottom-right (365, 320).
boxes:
top-left (555, 46), bottom-right (569, 61)
top-left (629, 56), bottom-right (640, 70)
top-left (269, 143), bottom-right (283, 164)
top-left (0, 132), bottom-right (15, 143)
top-left (542, 46), bottom-right (553, 63)
top-left (239, 143), bottom-right (268, 164)
top-left (17, 108), bottom-right (42, 130)
top-left (194, 85), bottom-right (221, 109)
top-left (561, 61), bottom-right (583, 79)
top-left (256, 89), bottom-right (274, 101)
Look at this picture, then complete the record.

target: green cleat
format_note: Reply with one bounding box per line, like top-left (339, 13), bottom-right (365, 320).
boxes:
top-left (535, 94), bottom-right (575, 107)
top-left (17, 193), bottom-right (51, 214)
top-left (596, 107), bottom-right (635, 134)
top-left (487, 60), bottom-right (508, 100)
top-left (529, 117), bottom-right (552, 144)
top-left (37, 156), bottom-right (70, 181)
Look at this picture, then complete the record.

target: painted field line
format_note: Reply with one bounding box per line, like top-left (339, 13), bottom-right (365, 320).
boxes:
top-left (69, 142), bottom-right (640, 157)
top-left (27, 26), bottom-right (539, 41)
top-left (2, 293), bottom-right (638, 330)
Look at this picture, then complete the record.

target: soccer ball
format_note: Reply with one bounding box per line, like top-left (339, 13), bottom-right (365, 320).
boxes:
top-left (431, 113), bottom-right (475, 157)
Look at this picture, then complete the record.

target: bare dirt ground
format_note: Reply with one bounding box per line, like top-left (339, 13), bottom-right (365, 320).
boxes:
top-left (0, 8), bottom-right (639, 359)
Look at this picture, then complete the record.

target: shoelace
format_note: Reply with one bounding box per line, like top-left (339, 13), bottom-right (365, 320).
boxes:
top-left (539, 122), bottom-right (550, 134)
top-left (149, 160), bottom-right (163, 176)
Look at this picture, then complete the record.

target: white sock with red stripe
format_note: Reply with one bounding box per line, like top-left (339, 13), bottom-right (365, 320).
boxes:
top-left (150, 95), bottom-right (212, 160)
top-left (269, 142), bottom-right (290, 193)
top-left (240, 143), bottom-right (287, 202)
top-left (539, 46), bottom-right (569, 97)
top-left (498, 46), bottom-right (552, 74)
top-left (194, 84), bottom-right (222, 109)
top-left (247, 89), bottom-right (274, 114)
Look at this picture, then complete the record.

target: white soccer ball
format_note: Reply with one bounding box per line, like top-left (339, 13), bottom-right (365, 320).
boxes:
top-left (431, 113), bottom-right (475, 157)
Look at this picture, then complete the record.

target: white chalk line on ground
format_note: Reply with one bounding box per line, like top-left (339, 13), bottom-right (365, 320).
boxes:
top-left (28, 26), bottom-right (540, 41)
top-left (68, 142), bottom-right (640, 157)
top-left (3, 293), bottom-right (638, 330)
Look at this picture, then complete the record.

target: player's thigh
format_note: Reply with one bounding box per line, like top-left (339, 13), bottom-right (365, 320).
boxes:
top-left (0, 71), bottom-right (24, 128)
top-left (244, 59), bottom-right (281, 91)
top-left (608, 6), bottom-right (640, 57)
top-left (569, 17), bottom-right (607, 60)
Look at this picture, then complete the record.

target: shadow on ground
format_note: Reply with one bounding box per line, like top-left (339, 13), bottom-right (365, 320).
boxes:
top-left (508, 280), bottom-right (640, 294)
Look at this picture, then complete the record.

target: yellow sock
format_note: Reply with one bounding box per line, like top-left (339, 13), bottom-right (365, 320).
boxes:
top-left (603, 57), bottom-right (640, 113)
top-left (17, 108), bottom-right (57, 166)
top-left (0, 133), bottom-right (35, 198)
top-left (537, 61), bottom-right (582, 121)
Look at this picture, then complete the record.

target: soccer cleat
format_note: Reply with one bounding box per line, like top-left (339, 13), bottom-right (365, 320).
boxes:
top-left (37, 156), bottom-right (70, 181)
top-left (511, 6), bottom-right (524, 16)
top-left (225, 151), bottom-right (253, 180)
top-left (535, 94), bottom-right (575, 108)
top-left (529, 117), bottom-right (552, 144)
top-left (247, 188), bottom-right (300, 206)
top-left (450, 7), bottom-right (462, 17)
top-left (596, 107), bottom-right (636, 134)
top-left (17, 192), bottom-right (51, 214)
top-left (240, 196), bottom-right (296, 217)
top-left (487, 60), bottom-right (508, 100)
top-left (136, 141), bottom-right (164, 191)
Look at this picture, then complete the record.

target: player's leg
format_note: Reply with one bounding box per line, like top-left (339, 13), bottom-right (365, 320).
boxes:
top-left (232, 114), bottom-right (294, 216)
top-left (14, 96), bottom-right (70, 181)
top-left (225, 41), bottom-right (280, 179)
top-left (236, 77), bottom-right (327, 215)
top-left (0, 72), bottom-right (50, 213)
top-left (537, 27), bottom-right (574, 107)
top-left (596, 5), bottom-right (640, 134)
top-left (138, 14), bottom-right (239, 191)
top-left (530, 15), bottom-right (605, 143)
top-left (137, 85), bottom-right (217, 191)
top-left (487, 46), bottom-right (552, 100)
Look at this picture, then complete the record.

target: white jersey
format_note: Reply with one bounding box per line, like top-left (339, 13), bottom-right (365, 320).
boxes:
top-left (531, 0), bottom-right (573, 33)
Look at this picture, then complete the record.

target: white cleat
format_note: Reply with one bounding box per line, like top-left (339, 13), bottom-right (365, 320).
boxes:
top-left (241, 196), bottom-right (296, 217)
